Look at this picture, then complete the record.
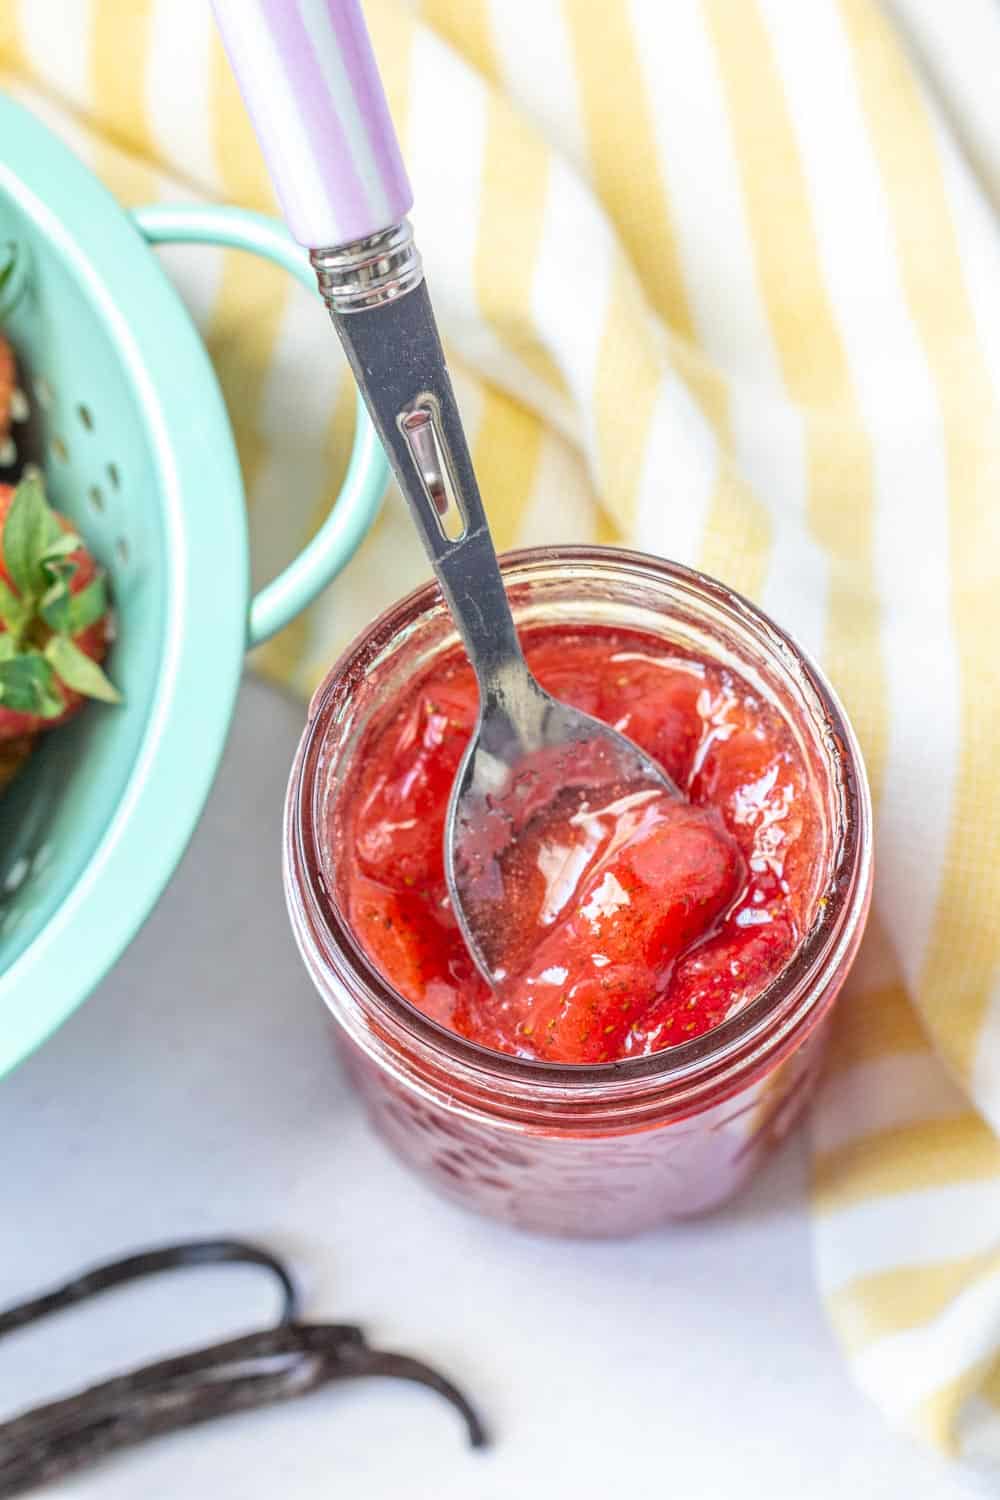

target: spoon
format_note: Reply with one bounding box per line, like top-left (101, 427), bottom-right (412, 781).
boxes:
top-left (212, 0), bottom-right (678, 983)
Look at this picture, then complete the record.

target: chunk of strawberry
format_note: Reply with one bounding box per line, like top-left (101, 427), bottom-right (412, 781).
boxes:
top-left (687, 685), bottom-right (822, 923)
top-left (598, 652), bottom-right (706, 786)
top-left (350, 670), bottom-right (477, 885)
top-left (527, 634), bottom-right (603, 718)
top-left (625, 911), bottom-right (797, 1053)
top-left (348, 875), bottom-right (450, 1011)
top-left (348, 871), bottom-right (504, 1046)
top-left (506, 796), bottom-right (745, 1061)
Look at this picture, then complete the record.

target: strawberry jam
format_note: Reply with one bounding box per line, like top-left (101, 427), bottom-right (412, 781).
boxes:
top-left (340, 627), bottom-right (825, 1063)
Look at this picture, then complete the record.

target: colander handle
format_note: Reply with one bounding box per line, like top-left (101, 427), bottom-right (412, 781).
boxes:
top-left (132, 203), bottom-right (388, 648)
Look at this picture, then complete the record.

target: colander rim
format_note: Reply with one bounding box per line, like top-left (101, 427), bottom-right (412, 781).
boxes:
top-left (0, 92), bottom-right (251, 1076)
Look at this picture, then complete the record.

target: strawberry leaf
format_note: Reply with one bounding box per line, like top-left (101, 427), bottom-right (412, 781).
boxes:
top-left (0, 578), bottom-right (29, 637)
top-left (40, 586), bottom-right (70, 634)
top-left (0, 634), bottom-right (16, 662)
top-left (2, 475), bottom-right (67, 599)
top-left (0, 245), bottom-right (28, 319)
top-left (41, 528), bottom-right (79, 560)
top-left (44, 635), bottom-right (120, 704)
top-left (0, 652), bottom-right (64, 718)
top-left (66, 575), bottom-right (108, 635)
top-left (0, 243), bottom-right (17, 297)
top-left (39, 559), bottom-right (79, 634)
top-left (39, 538), bottom-right (81, 626)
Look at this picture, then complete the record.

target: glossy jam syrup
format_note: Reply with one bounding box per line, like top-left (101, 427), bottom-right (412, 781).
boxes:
top-left (337, 626), bottom-right (825, 1063)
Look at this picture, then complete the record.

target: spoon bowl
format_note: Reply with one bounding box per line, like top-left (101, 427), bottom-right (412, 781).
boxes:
top-left (446, 668), bottom-right (677, 983)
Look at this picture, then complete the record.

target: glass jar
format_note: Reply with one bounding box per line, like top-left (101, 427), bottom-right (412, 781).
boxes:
top-left (284, 548), bottom-right (872, 1237)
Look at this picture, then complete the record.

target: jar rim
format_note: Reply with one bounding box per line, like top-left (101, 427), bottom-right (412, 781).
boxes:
top-left (287, 546), bottom-right (872, 1105)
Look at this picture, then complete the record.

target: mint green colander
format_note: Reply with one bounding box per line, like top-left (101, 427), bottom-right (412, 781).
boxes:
top-left (0, 94), bottom-right (387, 1077)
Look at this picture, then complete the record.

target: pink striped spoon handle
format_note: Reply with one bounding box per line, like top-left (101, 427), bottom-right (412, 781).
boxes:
top-left (211, 0), bottom-right (412, 250)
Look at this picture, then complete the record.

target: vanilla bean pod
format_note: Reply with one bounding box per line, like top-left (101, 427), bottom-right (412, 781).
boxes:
top-left (0, 1323), bottom-right (363, 1449)
top-left (0, 1243), bottom-right (487, 1495)
top-left (0, 1238), bottom-right (299, 1340)
top-left (0, 1349), bottom-right (331, 1498)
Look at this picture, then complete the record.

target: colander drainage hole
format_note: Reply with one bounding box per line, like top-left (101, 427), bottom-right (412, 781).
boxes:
top-left (107, 462), bottom-right (120, 490)
top-left (88, 484), bottom-right (104, 513)
top-left (115, 537), bottom-right (129, 565)
top-left (50, 435), bottom-right (69, 463)
top-left (76, 403), bottom-right (94, 431)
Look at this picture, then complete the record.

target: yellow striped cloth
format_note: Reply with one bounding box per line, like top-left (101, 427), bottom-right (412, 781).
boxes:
top-left (3, 0), bottom-right (1000, 1465)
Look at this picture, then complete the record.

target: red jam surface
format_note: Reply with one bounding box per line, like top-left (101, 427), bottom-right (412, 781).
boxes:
top-left (337, 627), bottom-right (825, 1063)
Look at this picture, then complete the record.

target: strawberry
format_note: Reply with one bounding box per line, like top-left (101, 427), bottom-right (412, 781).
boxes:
top-left (0, 335), bottom-right (14, 443)
top-left (529, 631), bottom-right (707, 784)
top-left (0, 733), bottom-right (33, 793)
top-left (597, 650), bottom-right (706, 786)
top-left (347, 871), bottom-right (504, 1044)
top-left (527, 633), bottom-right (603, 719)
top-left (350, 668), bottom-right (478, 885)
top-left (0, 475), bottom-right (119, 742)
top-left (687, 684), bottom-right (822, 925)
top-left (626, 909), bottom-right (797, 1054)
top-left (505, 795), bottom-right (746, 1062)
top-left (348, 874), bottom-right (445, 1007)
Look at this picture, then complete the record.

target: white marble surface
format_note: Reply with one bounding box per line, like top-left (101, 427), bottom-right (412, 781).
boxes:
top-left (0, 678), bottom-right (987, 1500)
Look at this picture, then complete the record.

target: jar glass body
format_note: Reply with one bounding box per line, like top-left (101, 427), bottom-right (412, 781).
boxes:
top-left (285, 548), bottom-right (872, 1237)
